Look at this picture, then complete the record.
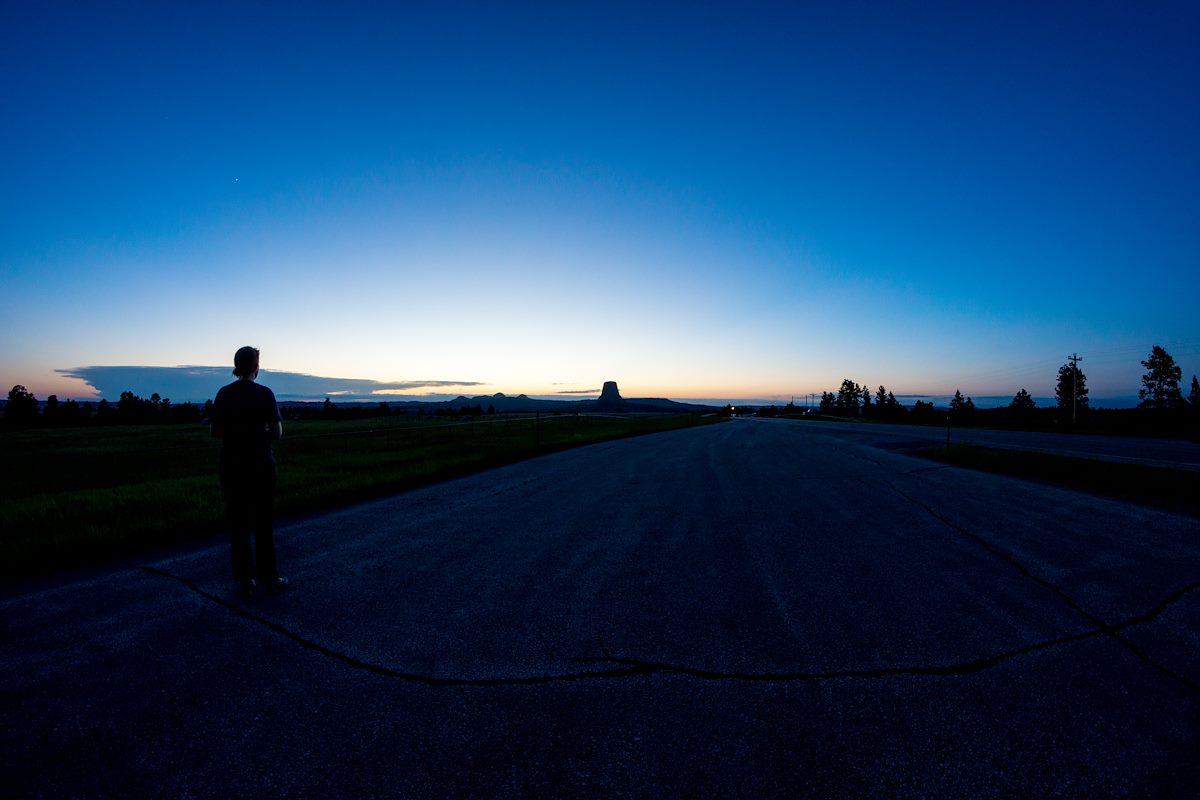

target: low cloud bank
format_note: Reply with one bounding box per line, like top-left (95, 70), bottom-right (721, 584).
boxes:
top-left (57, 366), bottom-right (482, 403)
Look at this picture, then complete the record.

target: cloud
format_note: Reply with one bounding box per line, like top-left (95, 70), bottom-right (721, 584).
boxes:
top-left (57, 366), bottom-right (483, 402)
top-left (553, 388), bottom-right (601, 395)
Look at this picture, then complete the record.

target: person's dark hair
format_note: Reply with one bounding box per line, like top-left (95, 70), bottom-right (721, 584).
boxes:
top-left (232, 346), bottom-right (260, 378)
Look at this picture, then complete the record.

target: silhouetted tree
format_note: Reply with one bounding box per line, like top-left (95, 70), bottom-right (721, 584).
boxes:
top-left (59, 398), bottom-right (81, 424)
top-left (1190, 376), bottom-right (1200, 435)
top-left (1054, 361), bottom-right (1088, 424)
top-left (5, 385), bottom-right (39, 424)
top-left (819, 392), bottom-right (835, 413)
top-left (910, 399), bottom-right (938, 423)
top-left (1009, 388), bottom-right (1036, 425)
top-left (1138, 345), bottom-right (1185, 412)
top-left (836, 379), bottom-right (862, 416)
top-left (1010, 389), bottom-right (1035, 411)
top-left (322, 397), bottom-right (335, 418)
top-left (869, 385), bottom-right (905, 420)
top-left (949, 390), bottom-right (975, 421)
top-left (118, 390), bottom-right (140, 422)
top-left (43, 394), bottom-right (60, 423)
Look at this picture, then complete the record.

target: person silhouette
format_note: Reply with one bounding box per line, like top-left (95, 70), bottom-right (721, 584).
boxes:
top-left (211, 346), bottom-right (287, 597)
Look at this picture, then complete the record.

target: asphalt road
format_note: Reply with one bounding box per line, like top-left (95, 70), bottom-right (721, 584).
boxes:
top-left (4, 418), bottom-right (1199, 798)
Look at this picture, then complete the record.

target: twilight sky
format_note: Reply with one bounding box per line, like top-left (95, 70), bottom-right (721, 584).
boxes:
top-left (2, 1), bottom-right (1197, 406)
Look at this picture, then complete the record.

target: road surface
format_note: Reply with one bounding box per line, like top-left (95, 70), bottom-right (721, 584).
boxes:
top-left (3, 419), bottom-right (1199, 797)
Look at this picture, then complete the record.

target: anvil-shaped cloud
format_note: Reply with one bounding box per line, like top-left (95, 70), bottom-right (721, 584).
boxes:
top-left (57, 366), bottom-right (483, 403)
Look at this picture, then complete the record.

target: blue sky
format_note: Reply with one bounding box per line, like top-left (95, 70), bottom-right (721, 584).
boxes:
top-left (3, 1), bottom-right (1197, 405)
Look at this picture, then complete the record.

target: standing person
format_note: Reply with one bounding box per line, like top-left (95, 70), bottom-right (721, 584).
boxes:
top-left (211, 346), bottom-right (288, 597)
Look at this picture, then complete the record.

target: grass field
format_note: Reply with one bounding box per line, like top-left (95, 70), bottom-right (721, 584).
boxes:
top-left (917, 444), bottom-right (1200, 518)
top-left (1, 413), bottom-right (723, 580)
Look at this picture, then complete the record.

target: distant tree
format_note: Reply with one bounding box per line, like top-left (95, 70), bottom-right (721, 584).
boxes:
top-left (868, 386), bottom-right (905, 420)
top-left (487, 404), bottom-right (496, 415)
top-left (5, 385), bottom-right (39, 424)
top-left (322, 397), bottom-right (335, 418)
top-left (1138, 345), bottom-right (1185, 412)
top-left (836, 379), bottom-right (862, 416)
top-left (949, 390), bottom-right (975, 420)
top-left (201, 399), bottom-right (213, 420)
top-left (1054, 361), bottom-right (1089, 424)
top-left (910, 399), bottom-right (938, 423)
top-left (1191, 376), bottom-right (1200, 432)
top-left (861, 383), bottom-right (873, 417)
top-left (1010, 389), bottom-right (1036, 410)
top-left (118, 390), bottom-right (140, 422)
top-left (1009, 388), bottom-right (1036, 425)
top-left (378, 401), bottom-right (390, 416)
top-left (43, 394), bottom-right (60, 423)
top-left (819, 392), bottom-right (835, 413)
top-left (96, 398), bottom-right (113, 423)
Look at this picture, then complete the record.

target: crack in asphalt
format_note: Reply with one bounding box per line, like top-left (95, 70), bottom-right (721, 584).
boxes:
top-left (881, 479), bottom-right (1200, 694)
top-left (141, 564), bottom-right (1200, 691)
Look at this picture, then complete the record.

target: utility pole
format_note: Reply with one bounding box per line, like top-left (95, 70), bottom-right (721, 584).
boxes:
top-left (1068, 352), bottom-right (1083, 426)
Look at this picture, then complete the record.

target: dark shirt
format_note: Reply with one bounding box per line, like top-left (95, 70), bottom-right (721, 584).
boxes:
top-left (212, 379), bottom-right (282, 468)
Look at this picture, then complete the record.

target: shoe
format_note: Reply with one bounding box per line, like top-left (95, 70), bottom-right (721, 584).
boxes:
top-left (264, 577), bottom-right (289, 595)
top-left (238, 579), bottom-right (257, 598)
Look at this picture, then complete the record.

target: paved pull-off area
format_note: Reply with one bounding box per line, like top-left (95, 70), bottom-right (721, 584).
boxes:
top-left (4, 419), bottom-right (1199, 797)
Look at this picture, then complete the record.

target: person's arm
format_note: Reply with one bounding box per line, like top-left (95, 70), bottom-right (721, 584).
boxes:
top-left (209, 395), bottom-right (223, 438)
top-left (267, 390), bottom-right (282, 440)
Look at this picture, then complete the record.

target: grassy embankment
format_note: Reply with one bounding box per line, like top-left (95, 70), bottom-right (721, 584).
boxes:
top-left (1, 413), bottom-right (723, 579)
top-left (918, 444), bottom-right (1200, 517)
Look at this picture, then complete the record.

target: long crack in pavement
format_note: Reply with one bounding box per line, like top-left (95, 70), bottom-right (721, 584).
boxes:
top-left (140, 563), bottom-right (1200, 691)
top-left (881, 477), bottom-right (1200, 695)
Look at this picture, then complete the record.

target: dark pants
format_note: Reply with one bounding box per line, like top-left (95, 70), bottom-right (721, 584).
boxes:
top-left (221, 462), bottom-right (278, 584)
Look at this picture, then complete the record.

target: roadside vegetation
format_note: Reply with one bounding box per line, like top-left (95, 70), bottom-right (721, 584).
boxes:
top-left (0, 413), bottom-right (721, 580)
top-left (743, 344), bottom-right (1199, 440)
top-left (917, 444), bottom-right (1200, 518)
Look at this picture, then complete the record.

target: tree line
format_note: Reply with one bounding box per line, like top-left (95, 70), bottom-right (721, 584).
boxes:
top-left (1, 386), bottom-right (501, 428)
top-left (749, 344), bottom-right (1200, 436)
top-left (2, 388), bottom-right (209, 427)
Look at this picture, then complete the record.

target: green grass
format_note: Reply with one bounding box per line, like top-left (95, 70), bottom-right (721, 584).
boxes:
top-left (917, 444), bottom-right (1200, 517)
top-left (1, 414), bottom-right (724, 579)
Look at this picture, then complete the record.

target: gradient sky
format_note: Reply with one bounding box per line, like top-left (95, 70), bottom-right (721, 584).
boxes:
top-left (3, 1), bottom-right (1197, 405)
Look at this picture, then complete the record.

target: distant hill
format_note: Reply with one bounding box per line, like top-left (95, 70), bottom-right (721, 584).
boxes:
top-left (281, 381), bottom-right (718, 414)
